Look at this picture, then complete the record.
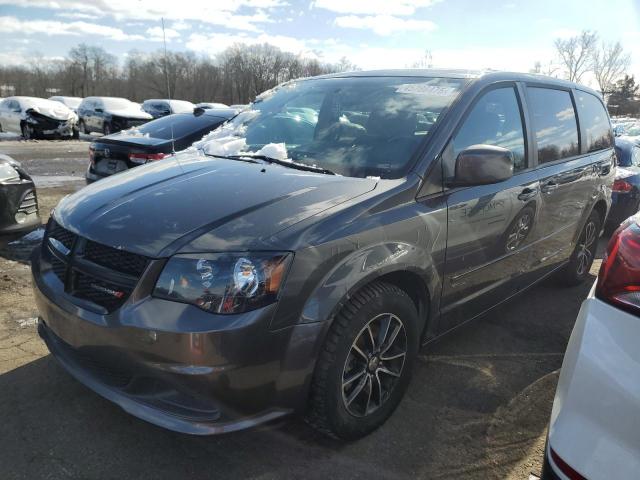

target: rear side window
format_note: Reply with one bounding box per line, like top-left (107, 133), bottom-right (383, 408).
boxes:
top-left (575, 92), bottom-right (613, 152)
top-left (527, 87), bottom-right (579, 163)
top-left (446, 86), bottom-right (527, 178)
top-left (128, 113), bottom-right (225, 140)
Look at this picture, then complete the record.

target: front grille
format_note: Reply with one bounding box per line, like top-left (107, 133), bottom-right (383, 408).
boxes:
top-left (48, 220), bottom-right (76, 251)
top-left (85, 240), bottom-right (148, 277)
top-left (17, 190), bottom-right (38, 215)
top-left (72, 271), bottom-right (132, 312)
top-left (44, 220), bottom-right (149, 313)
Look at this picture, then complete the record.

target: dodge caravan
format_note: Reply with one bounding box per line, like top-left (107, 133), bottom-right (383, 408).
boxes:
top-left (32, 70), bottom-right (615, 439)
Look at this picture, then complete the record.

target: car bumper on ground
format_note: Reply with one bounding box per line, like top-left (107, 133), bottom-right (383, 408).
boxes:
top-left (0, 180), bottom-right (40, 239)
top-left (606, 191), bottom-right (639, 230)
top-left (31, 247), bottom-right (323, 435)
top-left (547, 289), bottom-right (640, 479)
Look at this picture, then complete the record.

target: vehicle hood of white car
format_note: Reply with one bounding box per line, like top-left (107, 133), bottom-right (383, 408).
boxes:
top-left (108, 108), bottom-right (153, 120)
top-left (24, 99), bottom-right (75, 121)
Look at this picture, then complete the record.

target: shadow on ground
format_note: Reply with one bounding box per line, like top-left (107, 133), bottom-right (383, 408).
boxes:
top-left (0, 240), bottom-right (605, 480)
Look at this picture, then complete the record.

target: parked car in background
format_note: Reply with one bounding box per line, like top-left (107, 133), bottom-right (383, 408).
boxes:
top-left (0, 153), bottom-right (39, 241)
top-left (77, 97), bottom-right (152, 136)
top-left (229, 104), bottom-right (249, 110)
top-left (605, 137), bottom-right (640, 232)
top-left (86, 108), bottom-right (237, 182)
top-left (49, 96), bottom-right (83, 113)
top-left (142, 99), bottom-right (195, 119)
top-left (196, 102), bottom-right (229, 110)
top-left (542, 213), bottom-right (640, 480)
top-left (0, 96), bottom-right (78, 139)
top-left (32, 70), bottom-right (613, 439)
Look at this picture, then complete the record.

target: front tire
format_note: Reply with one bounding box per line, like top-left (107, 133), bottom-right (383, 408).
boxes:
top-left (103, 122), bottom-right (111, 136)
top-left (557, 209), bottom-right (601, 286)
top-left (21, 123), bottom-right (31, 140)
top-left (306, 281), bottom-right (419, 439)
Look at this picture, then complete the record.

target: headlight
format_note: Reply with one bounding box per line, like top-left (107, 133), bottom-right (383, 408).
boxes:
top-left (0, 163), bottom-right (19, 182)
top-left (153, 252), bottom-right (292, 314)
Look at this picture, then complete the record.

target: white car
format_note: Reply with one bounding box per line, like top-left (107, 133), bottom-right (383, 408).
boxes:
top-left (0, 96), bottom-right (78, 139)
top-left (543, 214), bottom-right (640, 479)
top-left (49, 95), bottom-right (83, 113)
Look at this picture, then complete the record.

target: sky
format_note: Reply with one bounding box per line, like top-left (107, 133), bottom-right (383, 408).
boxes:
top-left (0, 0), bottom-right (639, 88)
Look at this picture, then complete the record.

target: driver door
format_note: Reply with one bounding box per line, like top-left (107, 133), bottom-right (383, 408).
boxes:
top-left (439, 85), bottom-right (541, 333)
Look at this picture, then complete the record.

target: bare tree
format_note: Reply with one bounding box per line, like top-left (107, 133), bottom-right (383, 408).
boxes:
top-left (530, 60), bottom-right (560, 77)
top-left (409, 50), bottom-right (433, 69)
top-left (592, 41), bottom-right (631, 95)
top-left (554, 30), bottom-right (598, 82)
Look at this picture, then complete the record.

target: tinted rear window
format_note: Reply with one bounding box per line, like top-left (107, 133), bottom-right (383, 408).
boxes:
top-left (527, 87), bottom-right (580, 163)
top-left (575, 91), bottom-right (613, 152)
top-left (128, 113), bottom-right (226, 140)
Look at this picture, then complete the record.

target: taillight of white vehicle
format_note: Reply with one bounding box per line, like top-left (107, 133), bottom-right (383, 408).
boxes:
top-left (550, 448), bottom-right (587, 480)
top-left (612, 178), bottom-right (633, 192)
top-left (128, 152), bottom-right (166, 164)
top-left (596, 215), bottom-right (640, 313)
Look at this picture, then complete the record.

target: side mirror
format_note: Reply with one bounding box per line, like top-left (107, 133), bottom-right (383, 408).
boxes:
top-left (450, 144), bottom-right (514, 187)
top-left (95, 108), bottom-right (103, 113)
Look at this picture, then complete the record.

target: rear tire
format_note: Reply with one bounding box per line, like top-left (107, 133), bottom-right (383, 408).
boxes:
top-left (557, 209), bottom-right (601, 286)
top-left (306, 281), bottom-right (419, 440)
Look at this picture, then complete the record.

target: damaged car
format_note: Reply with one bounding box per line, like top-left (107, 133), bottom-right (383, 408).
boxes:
top-left (86, 107), bottom-right (237, 182)
top-left (0, 96), bottom-right (79, 140)
top-left (32, 70), bottom-right (613, 439)
top-left (0, 153), bottom-right (39, 241)
top-left (49, 96), bottom-right (83, 114)
top-left (77, 97), bottom-right (152, 136)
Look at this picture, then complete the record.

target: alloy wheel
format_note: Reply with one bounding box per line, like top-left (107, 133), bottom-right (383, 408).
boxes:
top-left (341, 313), bottom-right (407, 417)
top-left (576, 220), bottom-right (597, 276)
top-left (506, 213), bottom-right (532, 251)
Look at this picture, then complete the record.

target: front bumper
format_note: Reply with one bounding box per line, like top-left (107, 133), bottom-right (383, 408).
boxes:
top-left (547, 290), bottom-right (640, 479)
top-left (31, 247), bottom-right (323, 434)
top-left (0, 180), bottom-right (40, 238)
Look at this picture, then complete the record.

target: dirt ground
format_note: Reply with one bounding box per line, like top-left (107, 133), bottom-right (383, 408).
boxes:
top-left (0, 139), bottom-right (604, 480)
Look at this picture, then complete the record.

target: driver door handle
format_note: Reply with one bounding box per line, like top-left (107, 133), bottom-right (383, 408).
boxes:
top-left (517, 187), bottom-right (538, 201)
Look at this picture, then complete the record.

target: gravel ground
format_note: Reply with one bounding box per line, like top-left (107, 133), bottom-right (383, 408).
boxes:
top-left (0, 140), bottom-right (605, 480)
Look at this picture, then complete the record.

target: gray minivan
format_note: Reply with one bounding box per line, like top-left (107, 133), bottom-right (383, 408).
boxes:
top-left (32, 70), bottom-right (614, 439)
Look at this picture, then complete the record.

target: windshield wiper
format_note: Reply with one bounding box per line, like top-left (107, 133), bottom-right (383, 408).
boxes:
top-left (227, 154), bottom-right (336, 175)
top-left (204, 153), bottom-right (261, 164)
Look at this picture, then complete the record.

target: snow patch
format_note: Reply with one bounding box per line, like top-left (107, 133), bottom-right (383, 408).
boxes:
top-left (256, 143), bottom-right (289, 161)
top-left (17, 317), bottom-right (38, 328)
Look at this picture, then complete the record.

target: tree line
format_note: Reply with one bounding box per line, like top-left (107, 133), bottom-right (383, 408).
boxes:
top-left (0, 43), bottom-right (356, 105)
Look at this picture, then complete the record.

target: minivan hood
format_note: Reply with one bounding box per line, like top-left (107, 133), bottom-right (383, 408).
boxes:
top-left (54, 153), bottom-right (377, 257)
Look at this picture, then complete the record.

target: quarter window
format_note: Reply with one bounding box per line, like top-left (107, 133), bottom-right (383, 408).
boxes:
top-left (575, 91), bottom-right (613, 152)
top-left (527, 87), bottom-right (580, 163)
top-left (446, 87), bottom-right (526, 179)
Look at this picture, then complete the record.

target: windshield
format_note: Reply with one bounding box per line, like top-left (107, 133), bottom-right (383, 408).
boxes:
top-left (103, 98), bottom-right (135, 110)
top-left (195, 76), bottom-right (466, 179)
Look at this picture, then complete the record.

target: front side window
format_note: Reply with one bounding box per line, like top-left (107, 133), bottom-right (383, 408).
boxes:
top-left (575, 91), bottom-right (613, 152)
top-left (527, 87), bottom-right (580, 163)
top-left (194, 76), bottom-right (467, 179)
top-left (444, 86), bottom-right (526, 180)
